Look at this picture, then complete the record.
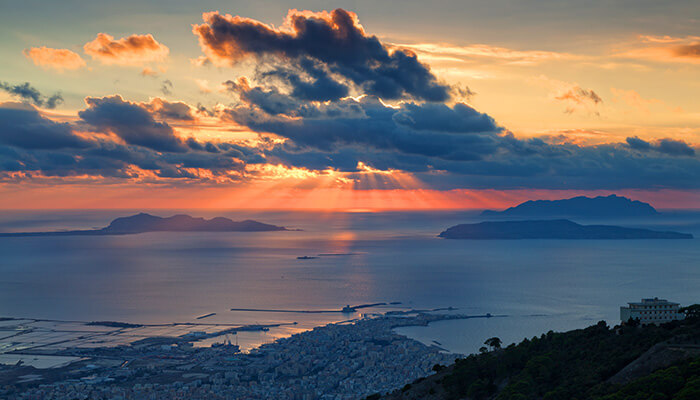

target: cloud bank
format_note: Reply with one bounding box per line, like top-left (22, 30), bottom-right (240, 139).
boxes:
top-left (0, 9), bottom-right (698, 194)
top-left (193, 8), bottom-right (451, 102)
top-left (78, 95), bottom-right (186, 152)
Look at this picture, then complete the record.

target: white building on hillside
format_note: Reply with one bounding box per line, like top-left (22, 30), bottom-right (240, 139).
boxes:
top-left (620, 297), bottom-right (685, 325)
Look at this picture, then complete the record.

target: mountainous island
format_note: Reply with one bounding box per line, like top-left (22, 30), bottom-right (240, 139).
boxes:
top-left (438, 219), bottom-right (692, 240)
top-left (0, 213), bottom-right (289, 237)
top-left (481, 194), bottom-right (659, 218)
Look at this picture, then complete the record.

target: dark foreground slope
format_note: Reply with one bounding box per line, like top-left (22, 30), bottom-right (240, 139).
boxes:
top-left (380, 314), bottom-right (700, 400)
top-left (0, 213), bottom-right (288, 237)
top-left (481, 194), bottom-right (658, 218)
top-left (439, 219), bottom-right (693, 239)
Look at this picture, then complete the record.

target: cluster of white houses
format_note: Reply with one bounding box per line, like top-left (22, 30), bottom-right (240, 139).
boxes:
top-left (620, 297), bottom-right (685, 325)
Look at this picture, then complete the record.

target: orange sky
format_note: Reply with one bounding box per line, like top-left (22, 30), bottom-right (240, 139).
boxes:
top-left (1, 5), bottom-right (699, 210)
top-left (1, 184), bottom-right (698, 211)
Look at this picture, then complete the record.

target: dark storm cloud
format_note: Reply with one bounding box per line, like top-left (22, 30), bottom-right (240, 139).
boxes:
top-left (625, 136), bottom-right (652, 151)
top-left (261, 58), bottom-right (350, 101)
top-left (2, 91), bottom-right (699, 191)
top-left (261, 133), bottom-right (559, 177)
top-left (193, 8), bottom-right (450, 101)
top-left (259, 138), bottom-right (700, 191)
top-left (225, 78), bottom-right (300, 116)
top-left (0, 142), bottom-right (132, 178)
top-left (0, 102), bottom-right (89, 149)
top-left (393, 102), bottom-right (498, 133)
top-left (0, 90), bottom-right (262, 181)
top-left (657, 138), bottom-right (695, 156)
top-left (0, 136), bottom-right (253, 181)
top-left (224, 94), bottom-right (502, 160)
top-left (0, 81), bottom-right (63, 109)
top-left (79, 95), bottom-right (187, 152)
top-left (626, 136), bottom-right (695, 156)
top-left (224, 77), bottom-right (364, 118)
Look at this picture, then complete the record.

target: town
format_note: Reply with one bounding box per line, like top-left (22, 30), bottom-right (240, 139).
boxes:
top-left (1, 312), bottom-right (474, 399)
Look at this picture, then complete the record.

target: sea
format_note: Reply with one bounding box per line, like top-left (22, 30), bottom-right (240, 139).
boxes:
top-left (1, 209), bottom-right (699, 355)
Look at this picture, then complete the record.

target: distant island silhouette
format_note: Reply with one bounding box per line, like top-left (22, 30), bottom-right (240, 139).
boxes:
top-left (0, 213), bottom-right (289, 237)
top-left (481, 195), bottom-right (658, 218)
top-left (439, 219), bottom-right (692, 240)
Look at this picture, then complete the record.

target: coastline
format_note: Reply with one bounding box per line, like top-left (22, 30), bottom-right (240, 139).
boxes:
top-left (1, 312), bottom-right (482, 399)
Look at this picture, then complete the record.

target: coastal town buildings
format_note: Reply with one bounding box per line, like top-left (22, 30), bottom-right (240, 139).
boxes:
top-left (620, 298), bottom-right (685, 325)
top-left (1, 313), bottom-right (465, 399)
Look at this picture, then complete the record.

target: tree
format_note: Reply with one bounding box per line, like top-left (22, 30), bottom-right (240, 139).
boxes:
top-left (484, 337), bottom-right (502, 351)
top-left (680, 304), bottom-right (700, 319)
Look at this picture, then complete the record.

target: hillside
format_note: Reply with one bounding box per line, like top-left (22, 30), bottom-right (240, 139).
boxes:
top-left (378, 311), bottom-right (700, 400)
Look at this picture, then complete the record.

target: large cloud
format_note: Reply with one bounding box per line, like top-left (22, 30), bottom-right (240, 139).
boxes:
top-left (84, 33), bottom-right (169, 65)
top-left (223, 74), bottom-right (502, 161)
top-left (626, 136), bottom-right (695, 156)
top-left (0, 102), bottom-right (88, 150)
top-left (261, 58), bottom-right (350, 101)
top-left (224, 77), bottom-right (364, 118)
top-left (0, 139), bottom-right (246, 180)
top-left (193, 9), bottom-right (451, 102)
top-left (259, 137), bottom-right (700, 191)
top-left (0, 101), bottom-right (254, 181)
top-left (214, 43), bottom-right (700, 191)
top-left (78, 95), bottom-right (187, 152)
top-left (1, 92), bottom-right (698, 191)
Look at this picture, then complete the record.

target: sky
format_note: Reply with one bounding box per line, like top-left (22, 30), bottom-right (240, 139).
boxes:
top-left (0, 0), bottom-right (699, 210)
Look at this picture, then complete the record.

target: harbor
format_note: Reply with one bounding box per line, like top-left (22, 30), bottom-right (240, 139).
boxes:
top-left (0, 310), bottom-right (489, 399)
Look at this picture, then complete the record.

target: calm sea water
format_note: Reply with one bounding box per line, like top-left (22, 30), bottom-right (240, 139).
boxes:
top-left (1, 210), bottom-right (699, 354)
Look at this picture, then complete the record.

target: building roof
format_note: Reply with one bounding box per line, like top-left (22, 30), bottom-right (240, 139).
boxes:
top-left (626, 297), bottom-right (679, 307)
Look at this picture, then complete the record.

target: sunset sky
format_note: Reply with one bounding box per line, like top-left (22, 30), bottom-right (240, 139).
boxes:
top-left (1, 0), bottom-right (699, 210)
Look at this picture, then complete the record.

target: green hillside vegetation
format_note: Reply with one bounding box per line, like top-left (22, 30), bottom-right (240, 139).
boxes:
top-left (381, 307), bottom-right (700, 400)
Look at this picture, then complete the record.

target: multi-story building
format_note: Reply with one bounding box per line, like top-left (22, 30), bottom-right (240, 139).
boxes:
top-left (620, 297), bottom-right (685, 325)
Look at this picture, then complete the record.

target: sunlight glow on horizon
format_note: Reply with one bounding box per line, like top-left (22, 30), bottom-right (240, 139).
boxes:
top-left (1, 183), bottom-right (699, 211)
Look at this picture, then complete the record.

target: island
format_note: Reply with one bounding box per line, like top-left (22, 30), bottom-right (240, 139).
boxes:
top-left (438, 219), bottom-right (692, 240)
top-left (481, 194), bottom-right (659, 218)
top-left (0, 213), bottom-right (288, 237)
